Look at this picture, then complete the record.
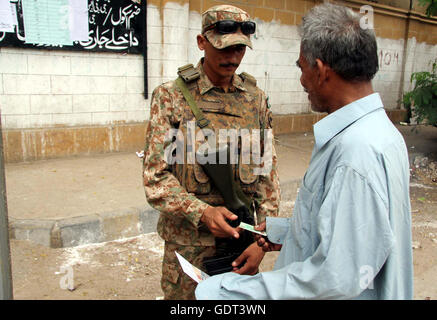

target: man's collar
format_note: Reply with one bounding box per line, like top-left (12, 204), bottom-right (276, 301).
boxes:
top-left (195, 59), bottom-right (247, 95)
top-left (313, 93), bottom-right (384, 152)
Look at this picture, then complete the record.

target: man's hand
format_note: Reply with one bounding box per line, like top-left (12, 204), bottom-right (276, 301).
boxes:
top-left (201, 206), bottom-right (240, 239)
top-left (231, 242), bottom-right (265, 275)
top-left (254, 221), bottom-right (282, 252)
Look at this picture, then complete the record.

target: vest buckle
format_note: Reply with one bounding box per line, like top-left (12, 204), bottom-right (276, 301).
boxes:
top-left (178, 64), bottom-right (200, 82)
top-left (197, 118), bottom-right (210, 128)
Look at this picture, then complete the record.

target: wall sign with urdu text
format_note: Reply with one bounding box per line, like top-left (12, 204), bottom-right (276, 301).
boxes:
top-left (0, 0), bottom-right (145, 54)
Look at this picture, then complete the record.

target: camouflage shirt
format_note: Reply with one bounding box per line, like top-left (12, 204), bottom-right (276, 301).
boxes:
top-left (143, 60), bottom-right (280, 246)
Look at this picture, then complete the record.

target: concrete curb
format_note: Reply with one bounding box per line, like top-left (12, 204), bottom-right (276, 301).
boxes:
top-left (9, 206), bottom-right (160, 248)
top-left (8, 179), bottom-right (301, 248)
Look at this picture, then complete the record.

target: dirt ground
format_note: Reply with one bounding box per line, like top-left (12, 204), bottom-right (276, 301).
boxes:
top-left (8, 185), bottom-right (436, 300)
top-left (7, 125), bottom-right (437, 300)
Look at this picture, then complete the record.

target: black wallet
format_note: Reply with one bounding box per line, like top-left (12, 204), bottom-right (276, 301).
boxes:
top-left (202, 252), bottom-right (243, 276)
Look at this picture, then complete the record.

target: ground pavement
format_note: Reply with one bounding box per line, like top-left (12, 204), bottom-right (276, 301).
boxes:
top-left (5, 131), bottom-right (314, 247)
top-left (4, 124), bottom-right (437, 299)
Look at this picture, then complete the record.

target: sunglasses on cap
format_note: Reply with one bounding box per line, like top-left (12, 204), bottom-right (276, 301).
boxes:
top-left (203, 20), bottom-right (256, 35)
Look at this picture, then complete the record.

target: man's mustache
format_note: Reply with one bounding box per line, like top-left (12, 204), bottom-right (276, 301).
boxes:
top-left (219, 63), bottom-right (239, 68)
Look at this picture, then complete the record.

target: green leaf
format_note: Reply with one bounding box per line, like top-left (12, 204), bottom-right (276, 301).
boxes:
top-left (403, 92), bottom-right (412, 107)
top-left (405, 58), bottom-right (437, 124)
top-left (422, 87), bottom-right (433, 105)
top-left (413, 91), bottom-right (423, 106)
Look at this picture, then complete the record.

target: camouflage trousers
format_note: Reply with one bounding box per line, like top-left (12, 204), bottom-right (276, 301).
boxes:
top-left (161, 242), bottom-right (215, 300)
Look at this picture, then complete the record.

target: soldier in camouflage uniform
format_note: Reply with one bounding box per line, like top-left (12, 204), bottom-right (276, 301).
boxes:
top-left (142, 5), bottom-right (281, 300)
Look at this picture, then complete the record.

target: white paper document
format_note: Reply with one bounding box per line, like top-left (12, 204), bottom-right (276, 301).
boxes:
top-left (22, 0), bottom-right (73, 45)
top-left (175, 251), bottom-right (209, 284)
top-left (68, 0), bottom-right (88, 41)
top-left (0, 0), bottom-right (14, 33)
top-left (21, 0), bottom-right (88, 45)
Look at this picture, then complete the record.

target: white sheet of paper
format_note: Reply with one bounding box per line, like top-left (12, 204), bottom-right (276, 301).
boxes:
top-left (0, 0), bottom-right (14, 33)
top-left (175, 251), bottom-right (209, 284)
top-left (22, 0), bottom-right (73, 46)
top-left (10, 2), bottom-right (17, 25)
top-left (68, 0), bottom-right (88, 41)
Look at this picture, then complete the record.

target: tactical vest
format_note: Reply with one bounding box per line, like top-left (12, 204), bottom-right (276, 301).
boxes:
top-left (172, 64), bottom-right (263, 206)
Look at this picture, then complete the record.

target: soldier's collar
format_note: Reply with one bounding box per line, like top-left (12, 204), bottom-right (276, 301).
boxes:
top-left (196, 59), bottom-right (247, 95)
top-left (232, 73), bottom-right (247, 92)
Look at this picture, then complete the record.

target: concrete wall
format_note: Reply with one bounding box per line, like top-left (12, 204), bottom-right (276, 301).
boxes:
top-left (0, 0), bottom-right (435, 162)
top-left (340, 0), bottom-right (437, 109)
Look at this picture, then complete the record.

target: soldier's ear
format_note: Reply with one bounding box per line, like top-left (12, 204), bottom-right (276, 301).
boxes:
top-left (197, 34), bottom-right (207, 51)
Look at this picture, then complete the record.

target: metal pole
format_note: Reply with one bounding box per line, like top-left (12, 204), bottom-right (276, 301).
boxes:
top-left (142, 0), bottom-right (148, 100)
top-left (0, 112), bottom-right (13, 300)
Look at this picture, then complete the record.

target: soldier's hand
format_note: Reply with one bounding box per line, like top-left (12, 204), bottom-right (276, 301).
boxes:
top-left (254, 222), bottom-right (282, 252)
top-left (232, 242), bottom-right (265, 275)
top-left (201, 206), bottom-right (240, 239)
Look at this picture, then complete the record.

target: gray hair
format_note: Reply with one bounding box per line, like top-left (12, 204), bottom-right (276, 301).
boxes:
top-left (299, 2), bottom-right (379, 81)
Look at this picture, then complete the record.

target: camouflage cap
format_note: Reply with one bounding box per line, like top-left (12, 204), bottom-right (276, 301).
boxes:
top-left (202, 5), bottom-right (253, 50)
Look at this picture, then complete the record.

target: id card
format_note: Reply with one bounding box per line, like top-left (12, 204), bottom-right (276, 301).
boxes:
top-left (238, 222), bottom-right (267, 237)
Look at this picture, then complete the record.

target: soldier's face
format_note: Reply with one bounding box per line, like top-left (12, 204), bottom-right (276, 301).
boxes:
top-left (198, 34), bottom-right (246, 79)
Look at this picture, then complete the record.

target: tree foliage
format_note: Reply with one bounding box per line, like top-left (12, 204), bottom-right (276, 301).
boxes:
top-left (418, 0), bottom-right (437, 17)
top-left (403, 60), bottom-right (437, 126)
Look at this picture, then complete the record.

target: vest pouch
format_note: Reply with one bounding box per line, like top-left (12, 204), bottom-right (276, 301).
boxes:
top-left (183, 163), bottom-right (211, 195)
top-left (238, 162), bottom-right (258, 194)
top-left (237, 130), bottom-right (259, 194)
